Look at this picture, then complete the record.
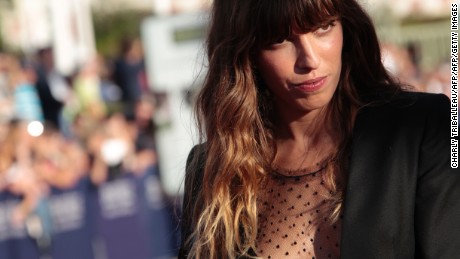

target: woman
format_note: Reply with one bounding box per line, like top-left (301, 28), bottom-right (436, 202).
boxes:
top-left (179, 0), bottom-right (459, 258)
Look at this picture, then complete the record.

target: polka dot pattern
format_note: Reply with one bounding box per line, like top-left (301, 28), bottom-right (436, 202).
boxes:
top-left (256, 170), bottom-right (341, 258)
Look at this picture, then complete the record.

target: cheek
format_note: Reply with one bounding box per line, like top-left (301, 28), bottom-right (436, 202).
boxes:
top-left (257, 53), bottom-right (290, 83)
top-left (330, 50), bottom-right (342, 71)
top-left (329, 35), bottom-right (344, 67)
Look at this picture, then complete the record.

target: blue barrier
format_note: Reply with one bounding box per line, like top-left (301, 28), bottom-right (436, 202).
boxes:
top-left (47, 178), bottom-right (95, 259)
top-left (0, 169), bottom-right (181, 259)
top-left (0, 192), bottom-right (40, 259)
top-left (91, 174), bottom-right (151, 259)
top-left (138, 166), bottom-right (181, 258)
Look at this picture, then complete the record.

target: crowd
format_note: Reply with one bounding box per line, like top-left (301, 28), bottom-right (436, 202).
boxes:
top-left (0, 37), bottom-right (179, 259)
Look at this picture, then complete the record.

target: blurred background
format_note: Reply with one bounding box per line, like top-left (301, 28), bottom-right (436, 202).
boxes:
top-left (0, 0), bottom-right (452, 259)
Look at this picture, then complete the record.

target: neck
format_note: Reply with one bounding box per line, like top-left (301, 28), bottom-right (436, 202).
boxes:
top-left (274, 106), bottom-right (334, 142)
top-left (272, 106), bottom-right (340, 169)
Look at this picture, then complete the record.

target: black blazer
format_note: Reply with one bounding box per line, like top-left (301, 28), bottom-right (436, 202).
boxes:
top-left (179, 92), bottom-right (460, 259)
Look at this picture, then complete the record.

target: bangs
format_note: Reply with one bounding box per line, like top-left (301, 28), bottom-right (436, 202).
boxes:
top-left (251, 0), bottom-right (340, 47)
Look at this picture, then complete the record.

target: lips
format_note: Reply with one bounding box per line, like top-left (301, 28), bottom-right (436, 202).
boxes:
top-left (290, 76), bottom-right (327, 92)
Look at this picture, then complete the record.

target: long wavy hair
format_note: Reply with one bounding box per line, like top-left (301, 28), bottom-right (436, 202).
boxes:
top-left (184, 0), bottom-right (400, 258)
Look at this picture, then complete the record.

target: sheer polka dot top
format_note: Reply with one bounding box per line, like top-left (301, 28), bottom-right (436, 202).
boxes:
top-left (256, 168), bottom-right (342, 259)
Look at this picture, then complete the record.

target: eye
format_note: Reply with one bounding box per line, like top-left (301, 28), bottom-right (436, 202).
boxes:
top-left (262, 37), bottom-right (288, 49)
top-left (314, 21), bottom-right (335, 35)
top-left (271, 37), bottom-right (287, 45)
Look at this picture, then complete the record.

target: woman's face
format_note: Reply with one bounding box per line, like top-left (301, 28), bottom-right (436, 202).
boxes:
top-left (256, 20), bottom-right (343, 117)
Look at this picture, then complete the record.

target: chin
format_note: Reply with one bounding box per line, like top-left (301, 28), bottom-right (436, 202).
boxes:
top-left (304, 95), bottom-right (334, 110)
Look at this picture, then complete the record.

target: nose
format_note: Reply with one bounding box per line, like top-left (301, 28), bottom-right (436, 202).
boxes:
top-left (295, 34), bottom-right (320, 72)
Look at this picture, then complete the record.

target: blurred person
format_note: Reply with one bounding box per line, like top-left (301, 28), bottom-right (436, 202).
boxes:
top-left (131, 95), bottom-right (158, 176)
top-left (0, 54), bottom-right (45, 220)
top-left (179, 0), bottom-right (458, 258)
top-left (68, 110), bottom-right (101, 148)
top-left (67, 55), bottom-right (108, 124)
top-left (30, 123), bottom-right (92, 259)
top-left (0, 53), bottom-right (42, 168)
top-left (87, 108), bottom-right (160, 185)
top-left (34, 47), bottom-right (72, 129)
top-left (63, 54), bottom-right (123, 137)
top-left (113, 37), bottom-right (149, 119)
top-left (380, 42), bottom-right (423, 91)
top-left (0, 121), bottom-right (47, 226)
top-left (134, 95), bottom-right (156, 134)
top-left (64, 55), bottom-right (123, 140)
top-left (97, 55), bottom-right (123, 108)
top-left (6, 56), bottom-right (44, 123)
top-left (32, 124), bottom-right (90, 189)
top-left (87, 113), bottom-right (137, 185)
top-left (131, 95), bottom-right (182, 259)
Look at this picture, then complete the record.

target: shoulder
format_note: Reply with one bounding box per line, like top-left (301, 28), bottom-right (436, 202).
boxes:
top-left (389, 91), bottom-right (450, 112)
top-left (179, 144), bottom-right (207, 258)
top-left (186, 143), bottom-right (207, 173)
top-left (363, 91), bottom-right (449, 114)
top-left (184, 143), bottom-right (207, 198)
top-left (351, 91), bottom-right (451, 159)
top-left (356, 91), bottom-right (450, 131)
